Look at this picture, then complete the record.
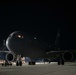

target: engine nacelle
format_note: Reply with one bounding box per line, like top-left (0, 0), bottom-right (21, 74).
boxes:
top-left (62, 51), bottom-right (73, 61)
top-left (6, 52), bottom-right (15, 62)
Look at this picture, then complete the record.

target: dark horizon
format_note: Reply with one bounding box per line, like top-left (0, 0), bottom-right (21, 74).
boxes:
top-left (0, 1), bottom-right (76, 50)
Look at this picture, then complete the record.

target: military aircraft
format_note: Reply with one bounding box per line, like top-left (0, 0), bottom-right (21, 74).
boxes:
top-left (0, 30), bottom-right (76, 66)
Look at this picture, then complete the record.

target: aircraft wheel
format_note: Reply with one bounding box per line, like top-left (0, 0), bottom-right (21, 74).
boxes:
top-left (58, 61), bottom-right (60, 65)
top-left (61, 61), bottom-right (64, 65)
top-left (2, 63), bottom-right (4, 66)
top-left (20, 61), bottom-right (22, 66)
top-left (29, 61), bottom-right (35, 65)
top-left (16, 61), bottom-right (19, 66)
top-left (10, 63), bottom-right (12, 66)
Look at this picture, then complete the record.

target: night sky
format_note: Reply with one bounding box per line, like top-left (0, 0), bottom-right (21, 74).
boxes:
top-left (0, 1), bottom-right (76, 50)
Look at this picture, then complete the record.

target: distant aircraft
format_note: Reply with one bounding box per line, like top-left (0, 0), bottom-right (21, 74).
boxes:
top-left (0, 30), bottom-right (76, 66)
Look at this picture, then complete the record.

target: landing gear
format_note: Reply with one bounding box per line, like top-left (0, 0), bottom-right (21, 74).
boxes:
top-left (16, 55), bottom-right (22, 66)
top-left (58, 61), bottom-right (60, 65)
top-left (57, 54), bottom-right (65, 65)
top-left (2, 60), bottom-right (12, 66)
top-left (20, 61), bottom-right (22, 66)
top-left (28, 61), bottom-right (36, 65)
top-left (58, 60), bottom-right (64, 65)
top-left (16, 61), bottom-right (19, 66)
top-left (61, 61), bottom-right (64, 65)
top-left (16, 61), bottom-right (22, 66)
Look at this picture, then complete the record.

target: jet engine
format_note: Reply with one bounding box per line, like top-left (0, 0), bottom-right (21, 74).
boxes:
top-left (62, 51), bottom-right (74, 61)
top-left (6, 52), bottom-right (15, 62)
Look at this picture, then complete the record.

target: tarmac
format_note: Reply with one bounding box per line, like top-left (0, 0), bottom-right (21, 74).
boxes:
top-left (0, 62), bottom-right (76, 75)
